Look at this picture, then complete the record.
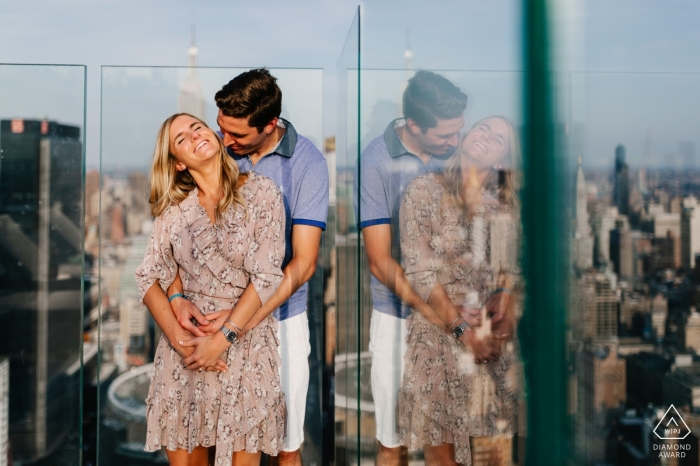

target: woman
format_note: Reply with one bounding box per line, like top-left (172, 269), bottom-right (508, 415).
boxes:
top-left (135, 113), bottom-right (286, 466)
top-left (398, 116), bottom-right (524, 466)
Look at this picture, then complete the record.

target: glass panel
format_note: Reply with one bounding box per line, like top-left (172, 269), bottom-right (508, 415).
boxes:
top-left (0, 64), bottom-right (87, 465)
top-left (98, 65), bottom-right (324, 464)
top-left (334, 8), bottom-right (362, 466)
top-left (354, 2), bottom-right (525, 464)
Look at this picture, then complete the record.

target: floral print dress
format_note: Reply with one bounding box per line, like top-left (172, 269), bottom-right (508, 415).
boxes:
top-left (135, 172), bottom-right (286, 464)
top-left (398, 172), bottom-right (523, 466)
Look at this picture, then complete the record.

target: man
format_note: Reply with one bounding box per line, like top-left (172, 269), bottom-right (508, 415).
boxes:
top-left (170, 68), bottom-right (329, 466)
top-left (354, 70), bottom-right (468, 465)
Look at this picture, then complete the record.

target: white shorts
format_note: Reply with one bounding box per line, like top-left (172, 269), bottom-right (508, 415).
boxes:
top-left (277, 311), bottom-right (311, 451)
top-left (368, 309), bottom-right (408, 448)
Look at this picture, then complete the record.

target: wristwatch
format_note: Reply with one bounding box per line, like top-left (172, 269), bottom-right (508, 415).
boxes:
top-left (220, 325), bottom-right (238, 344)
top-left (451, 321), bottom-right (469, 339)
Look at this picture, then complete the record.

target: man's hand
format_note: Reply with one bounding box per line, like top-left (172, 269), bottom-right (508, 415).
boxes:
top-left (487, 291), bottom-right (516, 350)
top-left (459, 329), bottom-right (501, 363)
top-left (170, 296), bottom-right (209, 338)
top-left (197, 310), bottom-right (230, 336)
top-left (180, 332), bottom-right (230, 372)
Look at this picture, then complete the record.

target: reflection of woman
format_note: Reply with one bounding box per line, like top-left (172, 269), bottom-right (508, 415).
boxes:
top-left (398, 116), bottom-right (523, 466)
top-left (135, 113), bottom-right (286, 466)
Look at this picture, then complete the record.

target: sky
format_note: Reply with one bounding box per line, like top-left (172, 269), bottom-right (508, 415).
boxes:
top-left (1, 0), bottom-right (700, 169)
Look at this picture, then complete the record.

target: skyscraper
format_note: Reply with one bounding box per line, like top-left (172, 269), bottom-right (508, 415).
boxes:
top-left (614, 145), bottom-right (630, 216)
top-left (573, 158), bottom-right (594, 269)
top-left (178, 27), bottom-right (206, 121)
top-left (0, 119), bottom-right (83, 461)
top-left (681, 198), bottom-right (700, 269)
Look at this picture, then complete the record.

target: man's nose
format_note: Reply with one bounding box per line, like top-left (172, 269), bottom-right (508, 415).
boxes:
top-left (447, 133), bottom-right (459, 147)
top-left (223, 134), bottom-right (233, 146)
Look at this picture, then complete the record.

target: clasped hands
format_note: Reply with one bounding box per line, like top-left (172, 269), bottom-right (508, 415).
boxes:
top-left (457, 291), bottom-right (516, 365)
top-left (170, 297), bottom-right (232, 373)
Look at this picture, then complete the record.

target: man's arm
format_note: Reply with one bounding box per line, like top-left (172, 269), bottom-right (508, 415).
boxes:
top-left (241, 224), bottom-right (322, 332)
top-left (362, 224), bottom-right (447, 331)
top-left (167, 224), bottom-right (319, 335)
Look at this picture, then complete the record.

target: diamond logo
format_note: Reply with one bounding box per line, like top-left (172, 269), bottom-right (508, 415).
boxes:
top-left (653, 405), bottom-right (691, 440)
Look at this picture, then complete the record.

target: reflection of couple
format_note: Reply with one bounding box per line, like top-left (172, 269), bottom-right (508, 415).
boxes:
top-left (357, 71), bottom-right (523, 465)
top-left (135, 69), bottom-right (329, 466)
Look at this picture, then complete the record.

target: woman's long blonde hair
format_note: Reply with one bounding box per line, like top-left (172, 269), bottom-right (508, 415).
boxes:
top-left (148, 113), bottom-right (246, 218)
top-left (441, 116), bottom-right (522, 218)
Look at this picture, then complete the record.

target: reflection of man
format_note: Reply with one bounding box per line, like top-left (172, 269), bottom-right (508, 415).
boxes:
top-left (170, 68), bottom-right (329, 466)
top-left (354, 71), bottom-right (468, 465)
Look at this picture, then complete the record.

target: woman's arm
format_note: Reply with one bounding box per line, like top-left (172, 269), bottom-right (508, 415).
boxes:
top-left (134, 213), bottom-right (227, 371)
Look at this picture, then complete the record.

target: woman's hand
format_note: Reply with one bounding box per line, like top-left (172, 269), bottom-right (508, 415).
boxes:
top-left (458, 305), bottom-right (483, 328)
top-left (196, 310), bottom-right (230, 336)
top-left (170, 296), bottom-right (209, 338)
top-left (459, 328), bottom-right (501, 363)
top-left (179, 331), bottom-right (231, 372)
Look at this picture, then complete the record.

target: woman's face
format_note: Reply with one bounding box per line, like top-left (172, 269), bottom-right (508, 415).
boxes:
top-left (460, 117), bottom-right (511, 170)
top-left (169, 114), bottom-right (220, 171)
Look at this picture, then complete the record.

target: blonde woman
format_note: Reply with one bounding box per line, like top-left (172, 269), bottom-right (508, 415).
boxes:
top-left (135, 113), bottom-right (286, 466)
top-left (399, 116), bottom-right (524, 466)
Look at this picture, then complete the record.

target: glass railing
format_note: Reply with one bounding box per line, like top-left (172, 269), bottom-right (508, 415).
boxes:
top-left (0, 64), bottom-right (87, 465)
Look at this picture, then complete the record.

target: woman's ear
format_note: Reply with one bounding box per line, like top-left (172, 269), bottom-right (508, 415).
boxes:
top-left (175, 161), bottom-right (187, 172)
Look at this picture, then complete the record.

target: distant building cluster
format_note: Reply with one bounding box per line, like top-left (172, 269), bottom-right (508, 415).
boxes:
top-left (570, 141), bottom-right (700, 463)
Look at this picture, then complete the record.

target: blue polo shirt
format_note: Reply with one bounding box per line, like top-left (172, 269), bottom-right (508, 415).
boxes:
top-left (354, 119), bottom-right (448, 319)
top-left (230, 118), bottom-right (329, 321)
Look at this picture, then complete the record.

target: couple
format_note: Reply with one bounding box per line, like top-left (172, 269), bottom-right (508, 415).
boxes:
top-left (135, 69), bottom-right (328, 466)
top-left (358, 71), bottom-right (523, 465)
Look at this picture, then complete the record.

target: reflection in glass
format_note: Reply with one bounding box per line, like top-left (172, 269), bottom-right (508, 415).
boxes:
top-left (399, 117), bottom-right (523, 465)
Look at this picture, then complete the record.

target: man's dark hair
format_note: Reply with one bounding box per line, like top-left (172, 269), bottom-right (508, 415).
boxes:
top-left (215, 68), bottom-right (282, 133)
top-left (402, 71), bottom-right (468, 130)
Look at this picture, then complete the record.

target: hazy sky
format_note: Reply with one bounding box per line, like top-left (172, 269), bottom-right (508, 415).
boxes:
top-left (1, 0), bottom-right (700, 169)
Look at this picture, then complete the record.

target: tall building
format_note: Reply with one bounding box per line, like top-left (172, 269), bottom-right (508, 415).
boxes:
top-left (610, 220), bottom-right (634, 280)
top-left (614, 145), bottom-right (630, 216)
top-left (579, 272), bottom-right (619, 341)
top-left (596, 206), bottom-right (619, 265)
top-left (652, 212), bottom-right (680, 239)
top-left (0, 119), bottom-right (83, 461)
top-left (178, 27), bottom-right (206, 121)
top-left (573, 159), bottom-right (594, 269)
top-left (682, 199), bottom-right (700, 269)
top-left (574, 343), bottom-right (626, 465)
top-left (638, 168), bottom-right (647, 196)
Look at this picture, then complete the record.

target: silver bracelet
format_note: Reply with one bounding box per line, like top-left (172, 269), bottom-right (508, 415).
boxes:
top-left (226, 318), bottom-right (242, 333)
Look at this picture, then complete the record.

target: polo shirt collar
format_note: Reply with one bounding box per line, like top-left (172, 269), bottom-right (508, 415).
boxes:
top-left (383, 118), bottom-right (412, 159)
top-left (273, 118), bottom-right (297, 158)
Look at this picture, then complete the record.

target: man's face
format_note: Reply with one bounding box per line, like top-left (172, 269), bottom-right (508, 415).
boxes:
top-left (216, 109), bottom-right (272, 155)
top-left (407, 115), bottom-right (464, 156)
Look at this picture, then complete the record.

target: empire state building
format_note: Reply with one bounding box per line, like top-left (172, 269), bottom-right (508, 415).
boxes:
top-left (178, 31), bottom-right (206, 121)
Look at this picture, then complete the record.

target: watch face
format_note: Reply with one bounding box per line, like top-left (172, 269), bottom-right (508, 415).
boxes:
top-left (453, 323), bottom-right (465, 338)
top-left (226, 330), bottom-right (238, 343)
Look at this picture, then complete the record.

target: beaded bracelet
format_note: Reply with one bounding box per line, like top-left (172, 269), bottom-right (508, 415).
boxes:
top-left (491, 287), bottom-right (512, 297)
top-left (168, 293), bottom-right (188, 302)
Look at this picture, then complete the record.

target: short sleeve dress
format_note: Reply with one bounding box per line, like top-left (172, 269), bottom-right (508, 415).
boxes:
top-left (134, 172), bottom-right (286, 465)
top-left (398, 172), bottom-right (523, 466)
